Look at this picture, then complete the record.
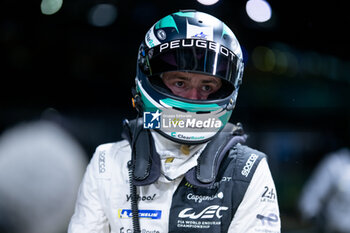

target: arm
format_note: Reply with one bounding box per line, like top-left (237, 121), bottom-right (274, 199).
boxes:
top-left (228, 158), bottom-right (281, 233)
top-left (298, 154), bottom-right (338, 220)
top-left (68, 148), bottom-right (110, 233)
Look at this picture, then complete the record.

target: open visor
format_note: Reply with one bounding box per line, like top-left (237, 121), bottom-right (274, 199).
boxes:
top-left (140, 39), bottom-right (242, 85)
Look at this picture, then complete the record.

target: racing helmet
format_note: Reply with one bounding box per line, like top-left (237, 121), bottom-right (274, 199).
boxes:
top-left (135, 10), bottom-right (244, 144)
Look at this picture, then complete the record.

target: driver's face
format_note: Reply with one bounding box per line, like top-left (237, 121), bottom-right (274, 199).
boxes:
top-left (162, 71), bottom-right (222, 100)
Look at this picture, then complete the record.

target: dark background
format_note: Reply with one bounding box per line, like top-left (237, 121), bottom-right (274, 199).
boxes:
top-left (1, 0), bottom-right (350, 231)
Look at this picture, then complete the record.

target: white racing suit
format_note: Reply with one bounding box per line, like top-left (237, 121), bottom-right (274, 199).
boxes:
top-left (299, 148), bottom-right (350, 232)
top-left (68, 130), bottom-right (281, 233)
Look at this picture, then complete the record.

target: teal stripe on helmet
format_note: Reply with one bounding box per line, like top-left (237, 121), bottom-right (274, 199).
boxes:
top-left (155, 15), bottom-right (179, 33)
top-left (218, 110), bottom-right (232, 128)
top-left (221, 23), bottom-right (232, 38)
top-left (173, 12), bottom-right (195, 18)
top-left (137, 84), bottom-right (158, 111)
top-left (161, 98), bottom-right (221, 112)
top-left (141, 94), bottom-right (157, 111)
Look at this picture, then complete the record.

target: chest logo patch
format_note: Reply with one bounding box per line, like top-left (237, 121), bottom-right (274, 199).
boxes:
top-left (118, 209), bottom-right (162, 220)
top-left (178, 205), bottom-right (228, 219)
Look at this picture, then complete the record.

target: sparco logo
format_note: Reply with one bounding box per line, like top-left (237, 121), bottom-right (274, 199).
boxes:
top-left (178, 205), bottom-right (228, 219)
top-left (241, 153), bottom-right (259, 177)
top-left (158, 39), bottom-right (236, 61)
top-left (99, 151), bottom-right (106, 173)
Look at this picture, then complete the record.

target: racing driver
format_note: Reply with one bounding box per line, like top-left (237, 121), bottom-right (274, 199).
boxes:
top-left (68, 10), bottom-right (281, 233)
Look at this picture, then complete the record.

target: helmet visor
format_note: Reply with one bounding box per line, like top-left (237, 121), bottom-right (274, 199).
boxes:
top-left (140, 39), bottom-right (242, 85)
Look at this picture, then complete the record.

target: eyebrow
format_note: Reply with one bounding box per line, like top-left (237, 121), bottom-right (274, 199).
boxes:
top-left (167, 76), bottom-right (220, 85)
top-left (201, 79), bottom-right (220, 85)
top-left (171, 76), bottom-right (190, 81)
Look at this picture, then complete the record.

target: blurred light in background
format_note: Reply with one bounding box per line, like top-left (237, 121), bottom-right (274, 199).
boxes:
top-left (251, 45), bottom-right (299, 76)
top-left (252, 46), bottom-right (276, 72)
top-left (245, 0), bottom-right (272, 23)
top-left (250, 43), bottom-right (350, 83)
top-left (0, 121), bottom-right (87, 233)
top-left (88, 3), bottom-right (118, 27)
top-left (196, 0), bottom-right (220, 6)
top-left (271, 49), bottom-right (288, 75)
top-left (40, 0), bottom-right (63, 15)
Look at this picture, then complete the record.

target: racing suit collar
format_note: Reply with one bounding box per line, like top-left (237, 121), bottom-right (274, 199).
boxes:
top-left (151, 131), bottom-right (207, 181)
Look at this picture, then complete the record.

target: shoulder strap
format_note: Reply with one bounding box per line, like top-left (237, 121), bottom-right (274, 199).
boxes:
top-left (185, 123), bottom-right (247, 187)
top-left (122, 118), bottom-right (250, 187)
top-left (229, 144), bottom-right (266, 212)
top-left (232, 144), bottom-right (266, 182)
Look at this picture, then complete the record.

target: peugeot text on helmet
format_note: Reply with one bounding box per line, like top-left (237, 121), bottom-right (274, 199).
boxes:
top-left (135, 9), bottom-right (244, 144)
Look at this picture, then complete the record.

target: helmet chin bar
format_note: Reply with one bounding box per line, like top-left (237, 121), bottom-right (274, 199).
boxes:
top-left (154, 128), bottom-right (219, 145)
top-left (152, 96), bottom-right (235, 145)
top-left (134, 77), bottom-right (235, 145)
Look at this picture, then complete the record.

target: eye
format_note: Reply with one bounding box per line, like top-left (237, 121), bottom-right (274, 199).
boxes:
top-left (175, 81), bottom-right (184, 88)
top-left (202, 85), bottom-right (213, 92)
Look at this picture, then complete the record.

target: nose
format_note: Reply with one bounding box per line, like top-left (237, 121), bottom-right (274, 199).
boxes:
top-left (184, 88), bottom-right (201, 100)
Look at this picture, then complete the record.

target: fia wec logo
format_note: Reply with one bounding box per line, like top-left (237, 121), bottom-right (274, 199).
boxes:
top-left (178, 205), bottom-right (228, 219)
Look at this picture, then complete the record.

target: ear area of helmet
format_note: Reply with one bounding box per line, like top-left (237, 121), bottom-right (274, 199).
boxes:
top-left (234, 62), bottom-right (244, 88)
top-left (225, 97), bottom-right (235, 111)
top-left (138, 46), bottom-right (151, 74)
